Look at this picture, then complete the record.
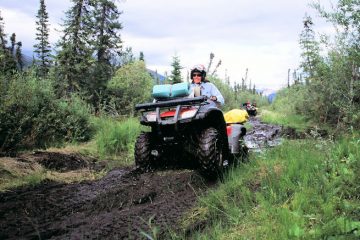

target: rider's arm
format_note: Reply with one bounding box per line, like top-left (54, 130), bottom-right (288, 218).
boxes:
top-left (209, 83), bottom-right (225, 105)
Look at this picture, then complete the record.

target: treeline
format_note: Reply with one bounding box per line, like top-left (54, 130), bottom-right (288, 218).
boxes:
top-left (273, 0), bottom-right (360, 130)
top-left (0, 0), bottom-right (154, 154)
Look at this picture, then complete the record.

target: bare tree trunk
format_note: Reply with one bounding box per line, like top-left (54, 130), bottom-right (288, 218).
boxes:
top-left (287, 68), bottom-right (290, 88)
top-left (350, 62), bottom-right (358, 106)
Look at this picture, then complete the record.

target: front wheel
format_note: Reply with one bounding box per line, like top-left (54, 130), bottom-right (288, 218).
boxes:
top-left (134, 132), bottom-right (154, 171)
top-left (197, 127), bottom-right (224, 180)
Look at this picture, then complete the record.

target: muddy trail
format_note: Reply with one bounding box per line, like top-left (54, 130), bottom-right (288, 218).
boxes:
top-left (0, 116), bottom-right (282, 240)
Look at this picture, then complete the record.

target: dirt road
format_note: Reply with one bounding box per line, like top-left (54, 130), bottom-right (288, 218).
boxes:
top-left (0, 116), bottom-right (282, 239)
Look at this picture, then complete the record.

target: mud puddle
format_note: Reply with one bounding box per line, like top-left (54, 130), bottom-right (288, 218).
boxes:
top-left (244, 116), bottom-right (282, 152)
top-left (0, 117), bottom-right (283, 239)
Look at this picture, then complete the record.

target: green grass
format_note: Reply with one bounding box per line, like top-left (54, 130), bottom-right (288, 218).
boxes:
top-left (90, 116), bottom-right (145, 166)
top-left (260, 109), bottom-right (310, 130)
top-left (174, 132), bottom-right (360, 239)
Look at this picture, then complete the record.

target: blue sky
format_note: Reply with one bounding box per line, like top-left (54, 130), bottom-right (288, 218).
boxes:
top-left (0, 0), bottom-right (334, 89)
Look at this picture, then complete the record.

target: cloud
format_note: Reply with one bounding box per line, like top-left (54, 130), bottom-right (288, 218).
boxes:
top-left (2, 8), bottom-right (37, 51)
top-left (120, 0), bottom-right (333, 89)
top-left (1, 2), bottom-right (67, 52)
top-left (1, 0), bottom-right (334, 89)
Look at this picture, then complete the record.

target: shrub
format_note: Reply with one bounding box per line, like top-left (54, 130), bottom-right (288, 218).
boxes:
top-left (107, 61), bottom-right (154, 116)
top-left (0, 72), bottom-right (93, 153)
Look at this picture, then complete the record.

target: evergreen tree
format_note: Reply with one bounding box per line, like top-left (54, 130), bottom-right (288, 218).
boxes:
top-left (15, 41), bottom-right (23, 71)
top-left (139, 51), bottom-right (144, 61)
top-left (88, 0), bottom-right (123, 109)
top-left (56, 0), bottom-right (93, 95)
top-left (0, 11), bottom-right (6, 52)
top-left (169, 54), bottom-right (182, 84)
top-left (34, 0), bottom-right (52, 78)
top-left (10, 33), bottom-right (15, 55)
top-left (91, 0), bottom-right (122, 64)
top-left (0, 13), bottom-right (16, 74)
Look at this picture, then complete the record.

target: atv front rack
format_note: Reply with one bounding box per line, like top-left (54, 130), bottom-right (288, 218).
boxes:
top-left (135, 96), bottom-right (207, 111)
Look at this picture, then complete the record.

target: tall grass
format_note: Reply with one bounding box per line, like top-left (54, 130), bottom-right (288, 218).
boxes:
top-left (178, 132), bottom-right (360, 239)
top-left (92, 117), bottom-right (143, 165)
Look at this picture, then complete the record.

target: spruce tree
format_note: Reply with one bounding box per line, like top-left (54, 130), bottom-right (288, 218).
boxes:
top-left (88, 0), bottom-right (123, 109)
top-left (10, 33), bottom-right (15, 55)
top-left (170, 54), bottom-right (182, 84)
top-left (0, 11), bottom-right (7, 52)
top-left (56, 0), bottom-right (93, 95)
top-left (16, 41), bottom-right (23, 71)
top-left (139, 51), bottom-right (144, 61)
top-left (34, 0), bottom-right (52, 78)
top-left (0, 13), bottom-right (16, 74)
top-left (91, 0), bottom-right (122, 64)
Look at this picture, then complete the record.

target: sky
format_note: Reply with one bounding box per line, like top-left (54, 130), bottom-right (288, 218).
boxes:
top-left (0, 0), bottom-right (335, 90)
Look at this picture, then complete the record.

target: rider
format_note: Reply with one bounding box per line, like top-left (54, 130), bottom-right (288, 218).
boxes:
top-left (190, 64), bottom-right (224, 106)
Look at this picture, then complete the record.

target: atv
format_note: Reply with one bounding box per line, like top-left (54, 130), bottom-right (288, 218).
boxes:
top-left (243, 103), bottom-right (257, 116)
top-left (134, 83), bottom-right (248, 179)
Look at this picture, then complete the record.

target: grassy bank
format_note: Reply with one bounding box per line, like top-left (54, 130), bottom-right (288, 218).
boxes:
top-left (177, 132), bottom-right (360, 239)
top-left (260, 109), bottom-right (310, 130)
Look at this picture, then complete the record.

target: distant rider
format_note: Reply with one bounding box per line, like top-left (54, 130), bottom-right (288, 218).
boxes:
top-left (189, 64), bottom-right (224, 106)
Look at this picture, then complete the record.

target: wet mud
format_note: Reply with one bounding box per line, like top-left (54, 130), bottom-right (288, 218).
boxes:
top-left (244, 116), bottom-right (282, 151)
top-left (0, 116), bottom-right (283, 239)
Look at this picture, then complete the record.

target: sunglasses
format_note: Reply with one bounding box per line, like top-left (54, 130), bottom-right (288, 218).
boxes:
top-left (192, 73), bottom-right (202, 77)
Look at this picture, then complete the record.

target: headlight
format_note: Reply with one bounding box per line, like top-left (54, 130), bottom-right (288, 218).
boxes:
top-left (180, 108), bottom-right (198, 119)
top-left (145, 112), bottom-right (157, 122)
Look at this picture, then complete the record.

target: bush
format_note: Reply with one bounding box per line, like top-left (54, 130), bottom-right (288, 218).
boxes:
top-left (107, 61), bottom-right (154, 116)
top-left (0, 72), bottom-right (93, 153)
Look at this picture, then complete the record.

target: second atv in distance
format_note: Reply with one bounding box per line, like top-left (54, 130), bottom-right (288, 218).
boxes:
top-left (242, 101), bottom-right (258, 116)
top-left (135, 82), bottom-right (248, 179)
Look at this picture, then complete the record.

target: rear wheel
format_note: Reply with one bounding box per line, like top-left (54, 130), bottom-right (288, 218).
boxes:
top-left (134, 132), bottom-right (154, 171)
top-left (198, 127), bottom-right (224, 180)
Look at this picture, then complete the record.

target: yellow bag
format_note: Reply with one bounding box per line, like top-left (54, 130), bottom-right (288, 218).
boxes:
top-left (224, 109), bottom-right (249, 124)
